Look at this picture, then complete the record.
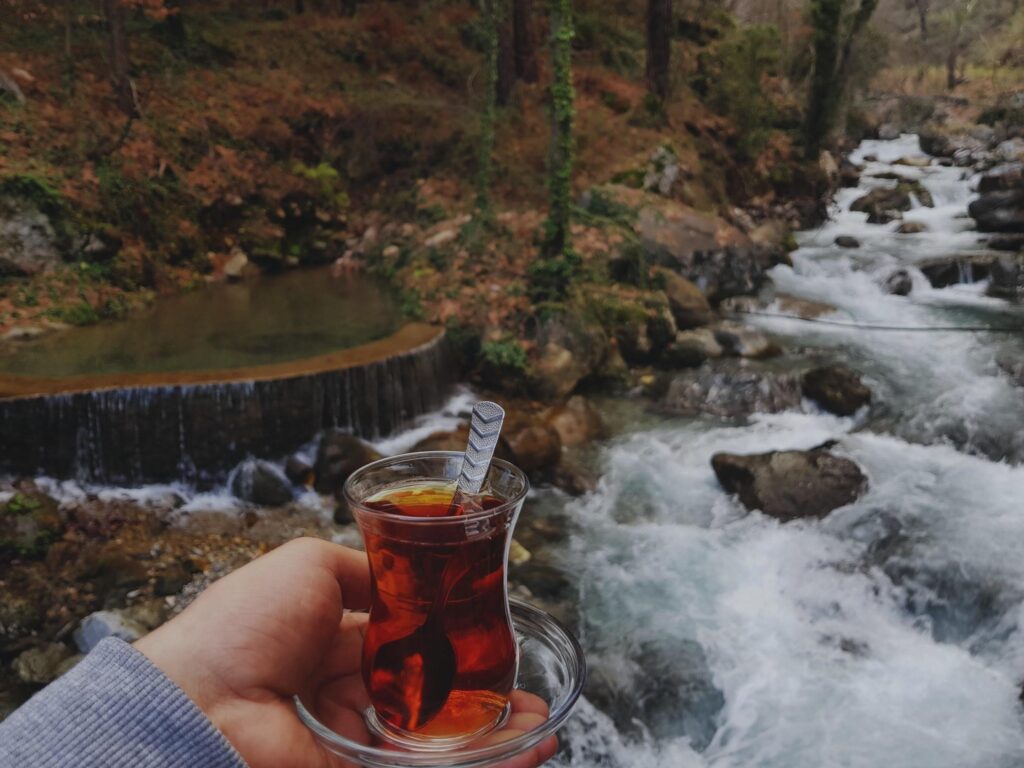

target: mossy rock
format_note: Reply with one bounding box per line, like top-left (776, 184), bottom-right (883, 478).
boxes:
top-left (0, 492), bottom-right (64, 559)
top-left (0, 587), bottom-right (45, 642)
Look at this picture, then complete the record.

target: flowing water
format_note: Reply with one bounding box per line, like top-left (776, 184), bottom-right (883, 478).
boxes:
top-left (552, 135), bottom-right (1024, 767)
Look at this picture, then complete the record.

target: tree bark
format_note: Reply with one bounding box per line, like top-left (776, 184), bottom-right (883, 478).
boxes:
top-left (645, 0), bottom-right (671, 101)
top-left (101, 0), bottom-right (139, 117)
top-left (497, 12), bottom-right (516, 105)
top-left (513, 0), bottom-right (538, 82)
top-left (946, 48), bottom-right (958, 89)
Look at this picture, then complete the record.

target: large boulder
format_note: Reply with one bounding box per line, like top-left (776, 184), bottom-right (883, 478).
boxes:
top-left (528, 314), bottom-right (608, 400)
top-left (850, 185), bottom-right (916, 224)
top-left (884, 269), bottom-right (913, 296)
top-left (711, 448), bottom-right (868, 521)
top-left (654, 268), bottom-right (712, 329)
top-left (230, 459), bottom-right (293, 507)
top-left (801, 365), bottom-right (872, 416)
top-left (661, 369), bottom-right (802, 418)
top-left (0, 191), bottom-right (65, 277)
top-left (968, 189), bottom-right (1024, 233)
top-left (977, 163), bottom-right (1023, 194)
top-left (918, 255), bottom-right (992, 288)
top-left (506, 423), bottom-right (562, 475)
top-left (544, 396), bottom-right (607, 448)
top-left (636, 202), bottom-right (769, 301)
top-left (988, 254), bottom-right (1024, 299)
top-left (313, 431), bottom-right (382, 497)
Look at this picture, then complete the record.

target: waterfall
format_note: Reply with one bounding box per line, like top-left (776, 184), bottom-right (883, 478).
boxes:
top-left (0, 326), bottom-right (455, 485)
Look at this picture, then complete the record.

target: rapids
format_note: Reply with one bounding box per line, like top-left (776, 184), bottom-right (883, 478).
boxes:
top-left (552, 135), bottom-right (1024, 767)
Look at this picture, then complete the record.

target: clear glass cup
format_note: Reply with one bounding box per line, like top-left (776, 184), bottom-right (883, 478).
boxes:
top-left (343, 451), bottom-right (529, 750)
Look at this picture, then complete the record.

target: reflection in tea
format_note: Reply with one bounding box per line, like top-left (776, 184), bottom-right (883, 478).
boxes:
top-left (361, 481), bottom-right (518, 738)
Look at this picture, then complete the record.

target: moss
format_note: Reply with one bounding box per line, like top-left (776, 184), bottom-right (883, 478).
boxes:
top-left (479, 337), bottom-right (529, 389)
top-left (0, 492), bottom-right (63, 559)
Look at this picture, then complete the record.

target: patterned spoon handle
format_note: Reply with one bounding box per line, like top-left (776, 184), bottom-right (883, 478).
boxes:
top-left (455, 401), bottom-right (506, 496)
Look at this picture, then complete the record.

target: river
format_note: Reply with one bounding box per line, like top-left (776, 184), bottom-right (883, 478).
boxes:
top-left (549, 135), bottom-right (1024, 767)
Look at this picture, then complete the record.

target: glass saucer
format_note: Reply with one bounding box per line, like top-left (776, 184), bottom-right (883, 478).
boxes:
top-left (295, 598), bottom-right (586, 768)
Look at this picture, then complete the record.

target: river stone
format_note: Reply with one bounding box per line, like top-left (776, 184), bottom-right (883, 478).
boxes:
top-left (839, 160), bottom-right (861, 188)
top-left (544, 395), bottom-right (606, 448)
top-left (978, 163), bottom-right (1023, 194)
top-left (850, 186), bottom-right (912, 223)
top-left (988, 254), bottom-right (1024, 299)
top-left (671, 328), bottom-right (724, 359)
top-left (894, 156), bottom-right (932, 168)
top-left (231, 459), bottom-right (293, 507)
top-left (661, 369), bottom-right (802, 418)
top-left (0, 491), bottom-right (63, 559)
top-left (897, 221), bottom-right (928, 234)
top-left (0, 588), bottom-right (44, 643)
top-left (284, 454), bottom-right (314, 486)
top-left (878, 123), bottom-right (901, 141)
top-left (835, 235), bottom-right (860, 248)
top-left (74, 610), bottom-right (147, 653)
top-left (711, 448), bottom-right (868, 521)
top-left (802, 365), bottom-right (872, 416)
top-left (776, 293), bottom-right (837, 319)
top-left (313, 431), bottom-right (382, 497)
top-left (712, 322), bottom-right (781, 359)
top-left (968, 189), bottom-right (1024, 233)
top-left (0, 195), bottom-right (64, 277)
top-left (918, 255), bottom-right (992, 288)
top-left (986, 234), bottom-right (1024, 251)
top-left (586, 640), bottom-right (725, 751)
top-left (13, 643), bottom-right (74, 685)
top-left (654, 268), bottom-right (712, 329)
top-left (884, 269), bottom-right (913, 296)
top-left (506, 423), bottom-right (562, 475)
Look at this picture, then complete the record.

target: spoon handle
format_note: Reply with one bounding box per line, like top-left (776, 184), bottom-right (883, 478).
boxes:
top-left (455, 401), bottom-right (506, 496)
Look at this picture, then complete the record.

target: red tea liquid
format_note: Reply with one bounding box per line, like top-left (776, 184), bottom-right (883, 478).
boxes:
top-left (361, 482), bottom-right (518, 739)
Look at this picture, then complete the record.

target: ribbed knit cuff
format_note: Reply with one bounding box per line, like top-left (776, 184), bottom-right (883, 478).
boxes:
top-left (0, 637), bottom-right (246, 768)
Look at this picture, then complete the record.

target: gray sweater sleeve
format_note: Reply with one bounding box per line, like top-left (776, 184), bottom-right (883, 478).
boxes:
top-left (0, 637), bottom-right (247, 768)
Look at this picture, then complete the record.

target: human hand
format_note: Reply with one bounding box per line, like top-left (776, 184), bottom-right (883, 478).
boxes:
top-left (136, 538), bottom-right (558, 768)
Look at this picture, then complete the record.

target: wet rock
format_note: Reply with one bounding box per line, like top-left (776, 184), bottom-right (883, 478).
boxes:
top-left (551, 460), bottom-right (599, 496)
top-left (712, 322), bottom-right (782, 359)
top-left (878, 123), bottom-right (901, 141)
top-left (528, 315), bottom-right (608, 399)
top-left (231, 459), bottom-right (293, 507)
top-left (661, 369), bottom-right (802, 418)
top-left (996, 139), bottom-right (1024, 162)
top-left (643, 145), bottom-right (683, 196)
top-left (313, 431), bottom-right (382, 497)
top-left (585, 640), bottom-right (725, 751)
top-left (894, 156), bottom-right (932, 168)
top-left (670, 328), bottom-right (724, 360)
top-left (884, 269), bottom-right (913, 296)
top-left (154, 561), bottom-right (194, 596)
top-left (918, 255), bottom-right (992, 288)
top-left (0, 491), bottom-right (63, 558)
top-left (835, 235), bottom-right (860, 248)
top-left (544, 396), bottom-right (607, 448)
top-left (988, 254), bottom-right (1024, 299)
top-left (897, 221), bottom-right (928, 234)
top-left (802, 365), bottom-right (872, 416)
top-left (13, 643), bottom-right (74, 685)
top-left (510, 561), bottom-right (572, 602)
top-left (977, 163), bottom-right (1023, 194)
top-left (850, 186), bottom-right (912, 224)
top-left (918, 124), bottom-right (954, 157)
top-left (636, 202), bottom-right (768, 301)
top-left (74, 610), bottom-right (147, 653)
top-left (711, 448), bottom-right (868, 521)
top-left (506, 423), bottom-right (562, 475)
top-left (655, 268), bottom-right (712, 329)
top-left (0, 589), bottom-right (44, 643)
top-left (986, 234), bottom-right (1024, 251)
top-left (775, 293), bottom-right (837, 319)
top-left (969, 188), bottom-right (1024, 233)
top-left (223, 247), bottom-right (249, 281)
top-left (996, 349), bottom-right (1024, 387)
top-left (284, 454), bottom-right (314, 486)
top-left (839, 160), bottom-right (861, 188)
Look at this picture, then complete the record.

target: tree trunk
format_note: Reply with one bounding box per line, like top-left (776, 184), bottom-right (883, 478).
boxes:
top-left (804, 0), bottom-right (842, 159)
top-left (544, 0), bottom-right (575, 258)
top-left (513, 0), bottom-right (537, 82)
top-left (645, 0), bottom-right (671, 101)
top-left (916, 0), bottom-right (928, 39)
top-left (497, 14), bottom-right (516, 105)
top-left (477, 0), bottom-right (499, 215)
top-left (101, 0), bottom-right (139, 117)
top-left (946, 48), bottom-right (958, 89)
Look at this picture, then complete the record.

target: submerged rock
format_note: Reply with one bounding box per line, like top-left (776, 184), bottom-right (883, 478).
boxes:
top-left (918, 255), bottom-right (992, 288)
top-left (711, 447), bottom-right (868, 521)
top-left (662, 369), bottom-right (802, 418)
top-left (884, 269), bottom-right (913, 296)
top-left (802, 365), bottom-right (872, 416)
top-left (897, 221), bottom-right (928, 234)
top-left (313, 431), bottom-right (382, 497)
top-left (712, 322), bottom-right (782, 359)
top-left (851, 186), bottom-right (912, 223)
top-left (231, 459), bottom-right (293, 507)
top-left (775, 293), bottom-right (838, 319)
top-left (835, 235), bottom-right (860, 248)
top-left (969, 189), bottom-right (1024, 233)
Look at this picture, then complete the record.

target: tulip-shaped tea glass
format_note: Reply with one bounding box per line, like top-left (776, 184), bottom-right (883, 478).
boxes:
top-left (344, 451), bottom-right (528, 750)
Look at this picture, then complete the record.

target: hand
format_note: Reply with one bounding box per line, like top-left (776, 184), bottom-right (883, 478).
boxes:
top-left (136, 538), bottom-right (558, 768)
